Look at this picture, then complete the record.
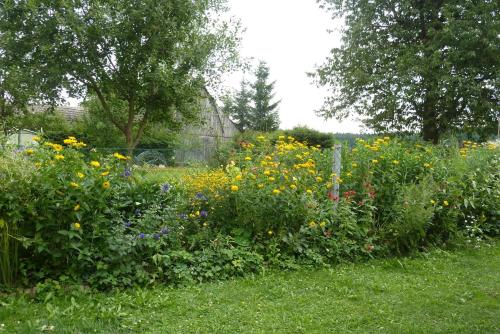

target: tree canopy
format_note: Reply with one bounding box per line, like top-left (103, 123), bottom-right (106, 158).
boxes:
top-left (0, 0), bottom-right (241, 150)
top-left (314, 0), bottom-right (499, 142)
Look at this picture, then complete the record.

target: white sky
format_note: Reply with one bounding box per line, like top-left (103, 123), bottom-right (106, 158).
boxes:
top-left (223, 0), bottom-right (364, 133)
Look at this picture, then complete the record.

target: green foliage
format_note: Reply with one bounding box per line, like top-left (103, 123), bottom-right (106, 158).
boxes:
top-left (314, 0), bottom-right (500, 142)
top-left (1, 0), bottom-right (241, 150)
top-left (386, 177), bottom-right (437, 254)
top-left (221, 81), bottom-right (253, 132)
top-left (251, 61), bottom-right (281, 131)
top-left (1, 132), bottom-right (499, 290)
top-left (284, 126), bottom-right (335, 148)
top-left (15, 110), bottom-right (73, 143)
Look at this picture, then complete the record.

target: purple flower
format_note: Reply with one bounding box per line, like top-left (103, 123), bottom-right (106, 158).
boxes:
top-left (124, 219), bottom-right (132, 228)
top-left (179, 213), bottom-right (188, 220)
top-left (200, 210), bottom-right (208, 218)
top-left (161, 183), bottom-right (171, 193)
top-left (138, 233), bottom-right (146, 239)
top-left (123, 168), bottom-right (132, 177)
top-left (160, 227), bottom-right (170, 235)
top-left (195, 192), bottom-right (208, 201)
top-left (153, 233), bottom-right (161, 240)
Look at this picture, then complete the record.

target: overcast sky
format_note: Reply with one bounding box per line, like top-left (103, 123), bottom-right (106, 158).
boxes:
top-left (223, 0), bottom-right (364, 134)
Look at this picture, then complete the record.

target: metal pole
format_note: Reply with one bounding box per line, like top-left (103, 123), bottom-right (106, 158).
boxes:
top-left (332, 144), bottom-right (342, 211)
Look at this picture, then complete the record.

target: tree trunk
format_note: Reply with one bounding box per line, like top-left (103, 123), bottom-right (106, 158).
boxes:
top-left (421, 96), bottom-right (439, 144)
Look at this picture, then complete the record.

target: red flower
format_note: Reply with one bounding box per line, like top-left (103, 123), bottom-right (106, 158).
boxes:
top-left (343, 190), bottom-right (356, 200)
top-left (327, 191), bottom-right (339, 202)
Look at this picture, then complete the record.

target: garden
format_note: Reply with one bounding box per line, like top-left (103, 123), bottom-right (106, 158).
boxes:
top-left (1, 134), bottom-right (498, 291)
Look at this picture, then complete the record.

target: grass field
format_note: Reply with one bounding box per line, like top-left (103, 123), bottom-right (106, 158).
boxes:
top-left (134, 166), bottom-right (206, 184)
top-left (1, 241), bottom-right (499, 333)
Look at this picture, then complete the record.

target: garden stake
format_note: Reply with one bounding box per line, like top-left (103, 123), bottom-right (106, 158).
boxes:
top-left (332, 144), bottom-right (342, 211)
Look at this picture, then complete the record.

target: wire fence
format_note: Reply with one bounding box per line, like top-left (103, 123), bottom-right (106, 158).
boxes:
top-left (81, 142), bottom-right (222, 166)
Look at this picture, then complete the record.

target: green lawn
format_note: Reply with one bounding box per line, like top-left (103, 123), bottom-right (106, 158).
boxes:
top-left (134, 166), bottom-right (206, 184)
top-left (1, 242), bottom-right (499, 333)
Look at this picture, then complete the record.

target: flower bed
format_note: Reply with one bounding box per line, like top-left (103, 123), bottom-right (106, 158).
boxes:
top-left (0, 135), bottom-right (498, 289)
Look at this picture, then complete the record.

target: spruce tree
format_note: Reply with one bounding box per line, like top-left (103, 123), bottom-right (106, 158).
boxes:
top-left (251, 61), bottom-right (280, 132)
top-left (222, 80), bottom-right (253, 132)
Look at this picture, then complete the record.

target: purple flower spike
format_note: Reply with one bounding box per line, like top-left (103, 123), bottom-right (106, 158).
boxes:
top-left (138, 233), bottom-right (146, 239)
top-left (123, 168), bottom-right (132, 177)
top-left (161, 183), bottom-right (171, 193)
top-left (195, 192), bottom-right (208, 201)
top-left (200, 210), bottom-right (208, 218)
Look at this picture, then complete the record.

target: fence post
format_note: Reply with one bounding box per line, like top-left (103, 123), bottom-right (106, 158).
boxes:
top-left (331, 144), bottom-right (342, 211)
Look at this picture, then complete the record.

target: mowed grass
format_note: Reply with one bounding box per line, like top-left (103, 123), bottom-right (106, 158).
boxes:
top-left (1, 242), bottom-right (499, 334)
top-left (134, 166), bottom-right (207, 184)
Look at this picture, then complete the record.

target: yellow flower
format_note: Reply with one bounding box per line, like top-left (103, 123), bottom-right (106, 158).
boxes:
top-left (290, 184), bottom-right (297, 190)
top-left (113, 152), bottom-right (127, 160)
top-left (267, 230), bottom-right (273, 236)
top-left (257, 135), bottom-right (265, 141)
top-left (72, 141), bottom-right (87, 149)
top-left (230, 185), bottom-right (239, 192)
top-left (308, 221), bottom-right (317, 228)
top-left (351, 163), bottom-right (358, 168)
top-left (63, 138), bottom-right (77, 145)
top-left (268, 177), bottom-right (275, 182)
top-left (244, 156), bottom-right (252, 161)
top-left (90, 161), bottom-right (101, 168)
top-left (74, 204), bottom-right (81, 211)
top-left (272, 189), bottom-right (281, 195)
top-left (32, 136), bottom-right (41, 142)
top-left (34, 162), bottom-right (42, 168)
top-left (319, 221), bottom-right (327, 228)
top-left (316, 176), bottom-right (323, 183)
top-left (235, 174), bottom-right (243, 181)
top-left (203, 222), bottom-right (208, 227)
top-left (258, 184), bottom-right (264, 189)
top-left (423, 163), bottom-right (432, 168)
top-left (346, 172), bottom-right (352, 177)
top-left (77, 172), bottom-right (85, 179)
top-left (371, 159), bottom-right (379, 164)
top-left (443, 200), bottom-right (449, 206)
top-left (25, 149), bottom-right (34, 155)
top-left (70, 182), bottom-right (79, 188)
top-left (52, 144), bottom-right (63, 152)
top-left (430, 200), bottom-right (436, 205)
top-left (73, 222), bottom-right (81, 230)
top-left (263, 170), bottom-right (271, 176)
top-left (306, 189), bottom-right (313, 195)
top-left (392, 160), bottom-right (400, 165)
top-left (54, 154), bottom-right (65, 160)
top-left (101, 171), bottom-right (110, 177)
top-left (102, 181), bottom-right (110, 189)
top-left (278, 135), bottom-right (285, 140)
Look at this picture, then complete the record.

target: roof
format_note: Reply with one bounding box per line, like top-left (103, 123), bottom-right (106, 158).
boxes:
top-left (28, 105), bottom-right (85, 121)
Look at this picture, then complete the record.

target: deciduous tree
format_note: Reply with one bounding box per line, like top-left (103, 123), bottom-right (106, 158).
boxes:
top-left (314, 0), bottom-right (499, 142)
top-left (0, 0), bottom-right (241, 151)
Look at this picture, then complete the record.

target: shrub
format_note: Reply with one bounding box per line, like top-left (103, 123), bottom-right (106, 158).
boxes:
top-left (284, 126), bottom-right (334, 148)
